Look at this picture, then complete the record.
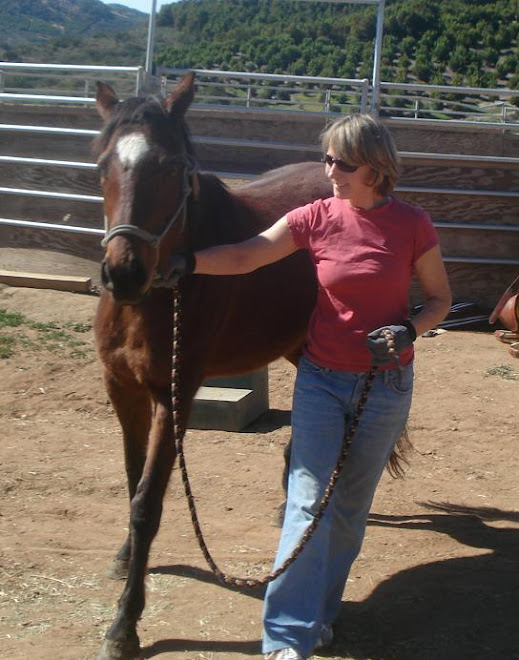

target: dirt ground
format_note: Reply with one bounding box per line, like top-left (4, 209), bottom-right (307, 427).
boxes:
top-left (1, 283), bottom-right (518, 660)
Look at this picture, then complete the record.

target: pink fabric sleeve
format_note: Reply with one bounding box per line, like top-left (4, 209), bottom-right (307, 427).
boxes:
top-left (285, 201), bottom-right (319, 250)
top-left (414, 210), bottom-right (439, 262)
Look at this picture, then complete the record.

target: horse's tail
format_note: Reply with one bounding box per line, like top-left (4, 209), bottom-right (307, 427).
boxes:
top-left (387, 427), bottom-right (413, 478)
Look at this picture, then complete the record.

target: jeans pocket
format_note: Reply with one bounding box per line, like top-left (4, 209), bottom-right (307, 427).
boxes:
top-left (384, 364), bottom-right (414, 395)
top-left (298, 355), bottom-right (329, 375)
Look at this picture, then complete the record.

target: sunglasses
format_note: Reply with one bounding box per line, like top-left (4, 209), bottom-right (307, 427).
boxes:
top-left (322, 154), bottom-right (359, 173)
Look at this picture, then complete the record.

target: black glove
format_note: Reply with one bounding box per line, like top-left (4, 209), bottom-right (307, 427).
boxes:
top-left (163, 252), bottom-right (196, 285)
top-left (366, 322), bottom-right (416, 366)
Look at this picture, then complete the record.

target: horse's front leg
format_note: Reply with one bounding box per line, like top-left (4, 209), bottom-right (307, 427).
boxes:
top-left (103, 374), bottom-right (152, 581)
top-left (98, 388), bottom-right (175, 660)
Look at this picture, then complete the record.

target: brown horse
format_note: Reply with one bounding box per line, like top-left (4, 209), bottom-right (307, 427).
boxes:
top-left (94, 72), bottom-right (332, 659)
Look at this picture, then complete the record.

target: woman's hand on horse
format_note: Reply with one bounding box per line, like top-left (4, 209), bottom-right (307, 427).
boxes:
top-left (366, 323), bottom-right (416, 366)
top-left (163, 253), bottom-right (196, 284)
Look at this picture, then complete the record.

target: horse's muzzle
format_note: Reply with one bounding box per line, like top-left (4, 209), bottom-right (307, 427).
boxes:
top-left (101, 257), bottom-right (149, 304)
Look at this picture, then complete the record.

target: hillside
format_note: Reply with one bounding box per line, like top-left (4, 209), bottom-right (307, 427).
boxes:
top-left (0, 0), bottom-right (517, 91)
top-left (0, 0), bottom-right (147, 63)
top-left (156, 0), bottom-right (518, 90)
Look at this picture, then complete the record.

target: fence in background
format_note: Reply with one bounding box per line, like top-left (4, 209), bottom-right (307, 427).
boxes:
top-left (0, 62), bottom-right (145, 103)
top-left (2, 62), bottom-right (518, 127)
top-left (158, 68), bottom-right (519, 126)
top-left (157, 67), bottom-right (371, 115)
top-left (1, 62), bottom-right (519, 308)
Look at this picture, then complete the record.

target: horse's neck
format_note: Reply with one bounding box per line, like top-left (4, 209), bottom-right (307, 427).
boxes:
top-left (189, 174), bottom-right (261, 250)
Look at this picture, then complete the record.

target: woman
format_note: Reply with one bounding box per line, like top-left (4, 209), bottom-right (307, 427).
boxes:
top-left (168, 114), bottom-right (451, 659)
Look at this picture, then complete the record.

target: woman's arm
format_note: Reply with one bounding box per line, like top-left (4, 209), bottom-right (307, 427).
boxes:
top-left (411, 244), bottom-right (452, 336)
top-left (193, 215), bottom-right (299, 275)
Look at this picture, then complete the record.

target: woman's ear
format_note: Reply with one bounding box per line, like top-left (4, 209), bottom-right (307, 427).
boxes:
top-left (364, 167), bottom-right (380, 190)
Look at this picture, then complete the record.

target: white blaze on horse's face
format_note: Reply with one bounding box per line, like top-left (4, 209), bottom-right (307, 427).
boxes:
top-left (116, 132), bottom-right (150, 169)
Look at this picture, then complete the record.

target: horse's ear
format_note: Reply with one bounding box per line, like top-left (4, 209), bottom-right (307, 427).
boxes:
top-left (96, 81), bottom-right (119, 121)
top-left (164, 71), bottom-right (195, 117)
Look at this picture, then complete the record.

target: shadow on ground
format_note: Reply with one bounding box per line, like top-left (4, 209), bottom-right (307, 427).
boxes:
top-left (148, 502), bottom-right (519, 659)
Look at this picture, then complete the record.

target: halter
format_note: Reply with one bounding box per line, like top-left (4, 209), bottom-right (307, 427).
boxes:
top-left (101, 153), bottom-right (199, 250)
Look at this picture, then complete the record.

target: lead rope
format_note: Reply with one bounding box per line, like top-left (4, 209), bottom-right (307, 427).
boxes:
top-left (172, 288), bottom-right (392, 588)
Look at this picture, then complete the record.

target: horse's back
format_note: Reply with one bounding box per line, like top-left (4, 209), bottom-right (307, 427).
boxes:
top-left (233, 162), bottom-right (332, 226)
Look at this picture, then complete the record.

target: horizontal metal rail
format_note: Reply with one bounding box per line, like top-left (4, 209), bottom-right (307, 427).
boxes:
top-left (434, 221), bottom-right (519, 232)
top-left (0, 187), bottom-right (102, 203)
top-left (381, 81), bottom-right (519, 99)
top-left (159, 67), bottom-right (368, 88)
top-left (0, 63), bottom-right (142, 73)
top-left (0, 93), bottom-right (96, 105)
top-left (0, 217), bottom-right (103, 236)
top-left (396, 185), bottom-right (519, 198)
top-left (0, 123), bottom-right (99, 137)
top-left (401, 152), bottom-right (519, 166)
top-left (192, 135), bottom-right (318, 152)
top-left (443, 256), bottom-right (519, 266)
top-left (0, 155), bottom-right (96, 169)
top-left (385, 116), bottom-right (517, 132)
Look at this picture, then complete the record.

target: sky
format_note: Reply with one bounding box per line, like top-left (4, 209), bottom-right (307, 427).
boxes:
top-left (103, 0), bottom-right (180, 14)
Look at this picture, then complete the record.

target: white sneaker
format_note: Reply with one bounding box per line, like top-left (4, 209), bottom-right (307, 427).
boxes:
top-left (315, 623), bottom-right (334, 649)
top-left (264, 649), bottom-right (304, 660)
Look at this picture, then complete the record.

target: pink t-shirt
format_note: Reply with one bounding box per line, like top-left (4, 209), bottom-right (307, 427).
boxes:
top-left (286, 196), bottom-right (439, 372)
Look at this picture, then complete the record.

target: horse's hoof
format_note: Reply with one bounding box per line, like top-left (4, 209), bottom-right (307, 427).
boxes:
top-left (106, 558), bottom-right (129, 580)
top-left (97, 636), bottom-right (141, 660)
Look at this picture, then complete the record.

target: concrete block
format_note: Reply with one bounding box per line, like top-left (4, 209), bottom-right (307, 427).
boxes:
top-left (188, 367), bottom-right (269, 432)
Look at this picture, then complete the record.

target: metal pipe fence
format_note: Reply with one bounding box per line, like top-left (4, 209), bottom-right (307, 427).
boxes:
top-left (2, 62), bottom-right (517, 127)
top-left (158, 67), bottom-right (370, 115)
top-left (0, 63), bottom-right (145, 100)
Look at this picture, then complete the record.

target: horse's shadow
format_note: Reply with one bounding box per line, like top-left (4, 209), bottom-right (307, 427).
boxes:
top-left (146, 502), bottom-right (519, 659)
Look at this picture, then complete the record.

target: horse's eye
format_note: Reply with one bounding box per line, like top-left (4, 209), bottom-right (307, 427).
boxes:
top-left (159, 157), bottom-right (179, 175)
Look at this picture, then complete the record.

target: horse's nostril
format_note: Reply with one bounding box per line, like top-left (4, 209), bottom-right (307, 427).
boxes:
top-left (101, 260), bottom-right (114, 291)
top-left (100, 256), bottom-right (148, 302)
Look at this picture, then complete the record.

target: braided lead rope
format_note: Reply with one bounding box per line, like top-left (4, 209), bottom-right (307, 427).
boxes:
top-left (171, 287), bottom-right (383, 588)
top-left (381, 327), bottom-right (403, 377)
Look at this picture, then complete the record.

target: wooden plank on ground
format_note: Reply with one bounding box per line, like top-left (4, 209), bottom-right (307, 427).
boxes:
top-left (0, 270), bottom-right (92, 292)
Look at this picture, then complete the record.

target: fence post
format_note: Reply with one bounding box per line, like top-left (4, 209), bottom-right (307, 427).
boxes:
top-left (360, 79), bottom-right (369, 113)
top-left (136, 67), bottom-right (144, 95)
top-left (370, 0), bottom-right (385, 116)
top-left (324, 88), bottom-right (331, 112)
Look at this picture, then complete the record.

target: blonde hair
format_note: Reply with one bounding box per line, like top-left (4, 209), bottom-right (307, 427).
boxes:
top-left (321, 114), bottom-right (401, 196)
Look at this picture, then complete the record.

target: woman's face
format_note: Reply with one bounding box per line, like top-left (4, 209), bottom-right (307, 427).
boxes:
top-left (324, 146), bottom-right (374, 201)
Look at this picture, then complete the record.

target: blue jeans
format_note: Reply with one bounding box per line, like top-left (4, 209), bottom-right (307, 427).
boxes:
top-left (262, 356), bottom-right (413, 657)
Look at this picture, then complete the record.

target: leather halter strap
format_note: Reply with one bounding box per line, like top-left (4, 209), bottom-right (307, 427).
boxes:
top-left (101, 153), bottom-right (198, 249)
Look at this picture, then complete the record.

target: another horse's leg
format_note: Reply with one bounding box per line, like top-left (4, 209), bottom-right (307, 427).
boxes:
top-left (98, 388), bottom-right (174, 660)
top-left (104, 374), bottom-right (151, 580)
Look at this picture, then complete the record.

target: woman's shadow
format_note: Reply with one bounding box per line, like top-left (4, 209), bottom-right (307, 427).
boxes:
top-left (145, 501), bottom-right (519, 659)
top-left (329, 502), bottom-right (519, 660)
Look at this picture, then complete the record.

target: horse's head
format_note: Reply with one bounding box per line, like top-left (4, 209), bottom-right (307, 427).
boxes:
top-left (94, 72), bottom-right (198, 304)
